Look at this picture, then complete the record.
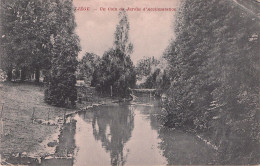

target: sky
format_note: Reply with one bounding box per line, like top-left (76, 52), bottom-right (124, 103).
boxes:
top-left (73, 0), bottom-right (180, 64)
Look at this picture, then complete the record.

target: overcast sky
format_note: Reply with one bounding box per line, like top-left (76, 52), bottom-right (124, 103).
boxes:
top-left (73, 0), bottom-right (180, 64)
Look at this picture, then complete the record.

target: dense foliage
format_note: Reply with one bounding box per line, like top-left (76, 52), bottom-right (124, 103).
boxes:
top-left (162, 0), bottom-right (260, 164)
top-left (76, 52), bottom-right (100, 83)
top-left (136, 57), bottom-right (160, 79)
top-left (0, 0), bottom-right (54, 82)
top-left (44, 0), bottom-right (80, 107)
top-left (92, 48), bottom-right (136, 97)
top-left (92, 11), bottom-right (136, 97)
top-left (0, 0), bottom-right (80, 107)
top-left (136, 57), bottom-right (170, 90)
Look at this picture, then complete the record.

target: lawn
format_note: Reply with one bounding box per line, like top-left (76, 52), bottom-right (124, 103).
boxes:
top-left (0, 82), bottom-right (75, 157)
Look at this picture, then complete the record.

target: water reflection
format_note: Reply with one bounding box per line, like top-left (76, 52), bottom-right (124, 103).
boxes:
top-left (158, 128), bottom-right (218, 165)
top-left (73, 97), bottom-right (218, 165)
top-left (91, 105), bottom-right (134, 165)
top-left (130, 98), bottom-right (218, 165)
top-left (74, 105), bottom-right (134, 166)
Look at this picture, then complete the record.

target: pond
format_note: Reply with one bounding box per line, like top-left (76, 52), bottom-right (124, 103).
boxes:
top-left (71, 96), bottom-right (217, 165)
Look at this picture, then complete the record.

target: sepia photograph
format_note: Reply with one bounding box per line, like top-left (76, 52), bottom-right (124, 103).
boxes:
top-left (0, 0), bottom-right (259, 165)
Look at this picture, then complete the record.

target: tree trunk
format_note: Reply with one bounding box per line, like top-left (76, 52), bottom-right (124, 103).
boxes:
top-left (21, 68), bottom-right (27, 82)
top-left (35, 67), bottom-right (40, 83)
top-left (6, 68), bottom-right (12, 81)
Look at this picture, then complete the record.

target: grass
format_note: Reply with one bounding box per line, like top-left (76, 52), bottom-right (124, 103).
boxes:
top-left (0, 82), bottom-right (75, 156)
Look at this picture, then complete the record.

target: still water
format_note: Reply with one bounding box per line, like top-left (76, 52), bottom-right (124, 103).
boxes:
top-left (72, 97), bottom-right (217, 166)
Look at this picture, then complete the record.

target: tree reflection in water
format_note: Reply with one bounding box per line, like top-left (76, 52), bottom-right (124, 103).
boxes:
top-left (91, 105), bottom-right (134, 166)
top-left (76, 96), bottom-right (219, 165)
top-left (158, 128), bottom-right (219, 165)
top-left (136, 98), bottom-right (218, 165)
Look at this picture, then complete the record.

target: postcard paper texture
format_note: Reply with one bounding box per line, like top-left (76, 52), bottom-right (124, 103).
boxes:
top-left (0, 0), bottom-right (259, 165)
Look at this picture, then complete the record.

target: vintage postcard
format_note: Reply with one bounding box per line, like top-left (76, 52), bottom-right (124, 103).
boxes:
top-left (0, 0), bottom-right (259, 165)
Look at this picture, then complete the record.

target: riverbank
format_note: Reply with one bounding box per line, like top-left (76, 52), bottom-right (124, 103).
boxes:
top-left (0, 82), bottom-right (115, 164)
top-left (0, 82), bottom-right (72, 157)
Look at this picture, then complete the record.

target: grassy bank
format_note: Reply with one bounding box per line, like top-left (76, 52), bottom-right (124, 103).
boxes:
top-left (0, 82), bottom-right (126, 161)
top-left (0, 82), bottom-right (77, 157)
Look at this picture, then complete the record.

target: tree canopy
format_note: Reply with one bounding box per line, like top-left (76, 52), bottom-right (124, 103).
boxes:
top-left (1, 0), bottom-right (81, 107)
top-left (92, 11), bottom-right (136, 97)
top-left (161, 0), bottom-right (260, 163)
top-left (0, 0), bottom-right (54, 82)
top-left (77, 52), bottom-right (100, 83)
top-left (44, 0), bottom-right (81, 107)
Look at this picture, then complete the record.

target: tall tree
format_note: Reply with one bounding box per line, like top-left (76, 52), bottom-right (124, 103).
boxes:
top-left (162, 0), bottom-right (260, 163)
top-left (93, 11), bottom-right (136, 97)
top-left (114, 10), bottom-right (133, 56)
top-left (44, 0), bottom-right (81, 107)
